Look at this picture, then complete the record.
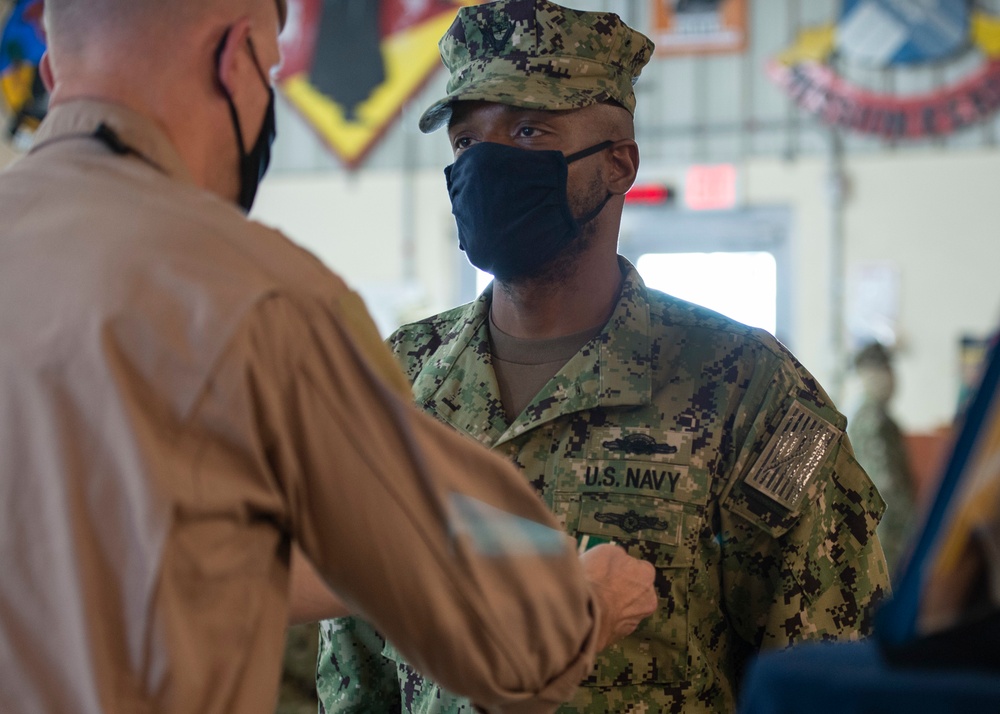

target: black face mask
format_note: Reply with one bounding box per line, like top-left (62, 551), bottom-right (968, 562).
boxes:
top-left (444, 140), bottom-right (613, 283)
top-left (217, 32), bottom-right (276, 213)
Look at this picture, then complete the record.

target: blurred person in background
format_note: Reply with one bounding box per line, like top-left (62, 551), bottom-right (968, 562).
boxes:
top-left (849, 342), bottom-right (918, 573)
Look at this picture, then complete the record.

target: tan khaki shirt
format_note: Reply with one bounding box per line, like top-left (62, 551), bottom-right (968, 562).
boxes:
top-left (0, 100), bottom-right (599, 714)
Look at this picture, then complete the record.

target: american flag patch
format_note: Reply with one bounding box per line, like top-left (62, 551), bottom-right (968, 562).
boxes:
top-left (744, 401), bottom-right (839, 511)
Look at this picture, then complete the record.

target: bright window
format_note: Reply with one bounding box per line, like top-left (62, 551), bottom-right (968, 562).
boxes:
top-left (475, 268), bottom-right (492, 294)
top-left (637, 252), bottom-right (777, 335)
top-left (475, 251), bottom-right (778, 336)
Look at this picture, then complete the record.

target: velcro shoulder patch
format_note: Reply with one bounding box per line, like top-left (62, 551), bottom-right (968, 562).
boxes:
top-left (743, 401), bottom-right (840, 512)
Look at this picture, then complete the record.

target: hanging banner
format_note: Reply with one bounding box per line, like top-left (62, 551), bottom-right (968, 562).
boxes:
top-left (837, 0), bottom-right (969, 67)
top-left (769, 7), bottom-right (1000, 140)
top-left (0, 0), bottom-right (47, 146)
top-left (277, 0), bottom-right (481, 170)
top-left (652, 0), bottom-right (747, 56)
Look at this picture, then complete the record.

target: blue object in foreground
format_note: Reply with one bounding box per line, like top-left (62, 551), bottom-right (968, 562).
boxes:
top-left (738, 332), bottom-right (1000, 713)
top-left (739, 639), bottom-right (1000, 714)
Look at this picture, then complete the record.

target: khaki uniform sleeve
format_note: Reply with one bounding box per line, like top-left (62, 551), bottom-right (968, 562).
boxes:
top-left (719, 361), bottom-right (891, 656)
top-left (242, 294), bottom-right (599, 713)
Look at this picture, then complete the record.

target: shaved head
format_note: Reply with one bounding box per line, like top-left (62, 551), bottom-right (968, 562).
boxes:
top-left (44, 0), bottom-right (284, 56)
top-left (39, 0), bottom-right (285, 204)
top-left (45, 1), bottom-right (213, 50)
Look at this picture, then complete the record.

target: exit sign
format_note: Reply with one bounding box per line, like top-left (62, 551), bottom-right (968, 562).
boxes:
top-left (685, 164), bottom-right (738, 211)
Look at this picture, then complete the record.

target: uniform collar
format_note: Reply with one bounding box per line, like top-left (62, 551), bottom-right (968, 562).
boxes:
top-left (504, 257), bottom-right (654, 437)
top-left (31, 99), bottom-right (195, 184)
top-left (417, 257), bottom-right (654, 447)
top-left (595, 257), bottom-right (654, 406)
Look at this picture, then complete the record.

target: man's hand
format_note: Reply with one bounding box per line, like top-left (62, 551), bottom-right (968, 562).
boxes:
top-left (579, 543), bottom-right (658, 652)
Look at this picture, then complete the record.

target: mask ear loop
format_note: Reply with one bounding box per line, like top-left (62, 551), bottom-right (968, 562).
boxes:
top-left (244, 37), bottom-right (271, 87)
top-left (565, 140), bottom-right (617, 225)
top-left (575, 191), bottom-right (613, 226)
top-left (565, 140), bottom-right (615, 164)
top-left (215, 27), bottom-right (248, 158)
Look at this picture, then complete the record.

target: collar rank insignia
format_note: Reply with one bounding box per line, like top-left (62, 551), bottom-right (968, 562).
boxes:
top-left (594, 509), bottom-right (669, 534)
top-left (603, 433), bottom-right (678, 456)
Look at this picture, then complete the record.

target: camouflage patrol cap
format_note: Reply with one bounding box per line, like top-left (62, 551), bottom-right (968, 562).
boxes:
top-left (853, 341), bottom-right (893, 370)
top-left (418, 0), bottom-right (655, 133)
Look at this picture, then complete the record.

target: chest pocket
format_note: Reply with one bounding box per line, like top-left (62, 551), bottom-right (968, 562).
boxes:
top-left (554, 488), bottom-right (696, 686)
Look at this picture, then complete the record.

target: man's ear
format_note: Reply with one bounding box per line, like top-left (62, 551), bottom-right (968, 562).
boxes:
top-left (40, 51), bottom-right (54, 92)
top-left (605, 140), bottom-right (640, 196)
top-left (215, 18), bottom-right (252, 97)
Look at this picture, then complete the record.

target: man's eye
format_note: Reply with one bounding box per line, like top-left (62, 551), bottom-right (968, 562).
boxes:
top-left (517, 127), bottom-right (539, 137)
top-left (454, 137), bottom-right (473, 150)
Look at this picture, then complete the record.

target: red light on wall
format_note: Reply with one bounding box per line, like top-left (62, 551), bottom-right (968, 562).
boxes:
top-left (685, 164), bottom-right (738, 211)
top-left (625, 184), bottom-right (675, 205)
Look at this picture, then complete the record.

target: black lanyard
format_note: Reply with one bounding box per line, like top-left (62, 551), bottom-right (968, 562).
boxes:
top-left (92, 122), bottom-right (135, 156)
top-left (29, 121), bottom-right (161, 174)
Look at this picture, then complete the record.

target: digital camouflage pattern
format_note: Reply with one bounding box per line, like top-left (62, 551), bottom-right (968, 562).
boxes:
top-left (847, 343), bottom-right (916, 573)
top-left (418, 0), bottom-right (655, 132)
top-left (318, 259), bottom-right (891, 713)
top-left (848, 397), bottom-right (915, 572)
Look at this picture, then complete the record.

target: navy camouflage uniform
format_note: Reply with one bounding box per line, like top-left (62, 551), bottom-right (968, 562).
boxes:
top-left (318, 260), bottom-right (890, 713)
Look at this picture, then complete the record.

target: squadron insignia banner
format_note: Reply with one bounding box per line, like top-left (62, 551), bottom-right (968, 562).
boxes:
top-left (769, 2), bottom-right (1000, 140)
top-left (837, 0), bottom-right (969, 67)
top-left (277, 0), bottom-right (482, 170)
